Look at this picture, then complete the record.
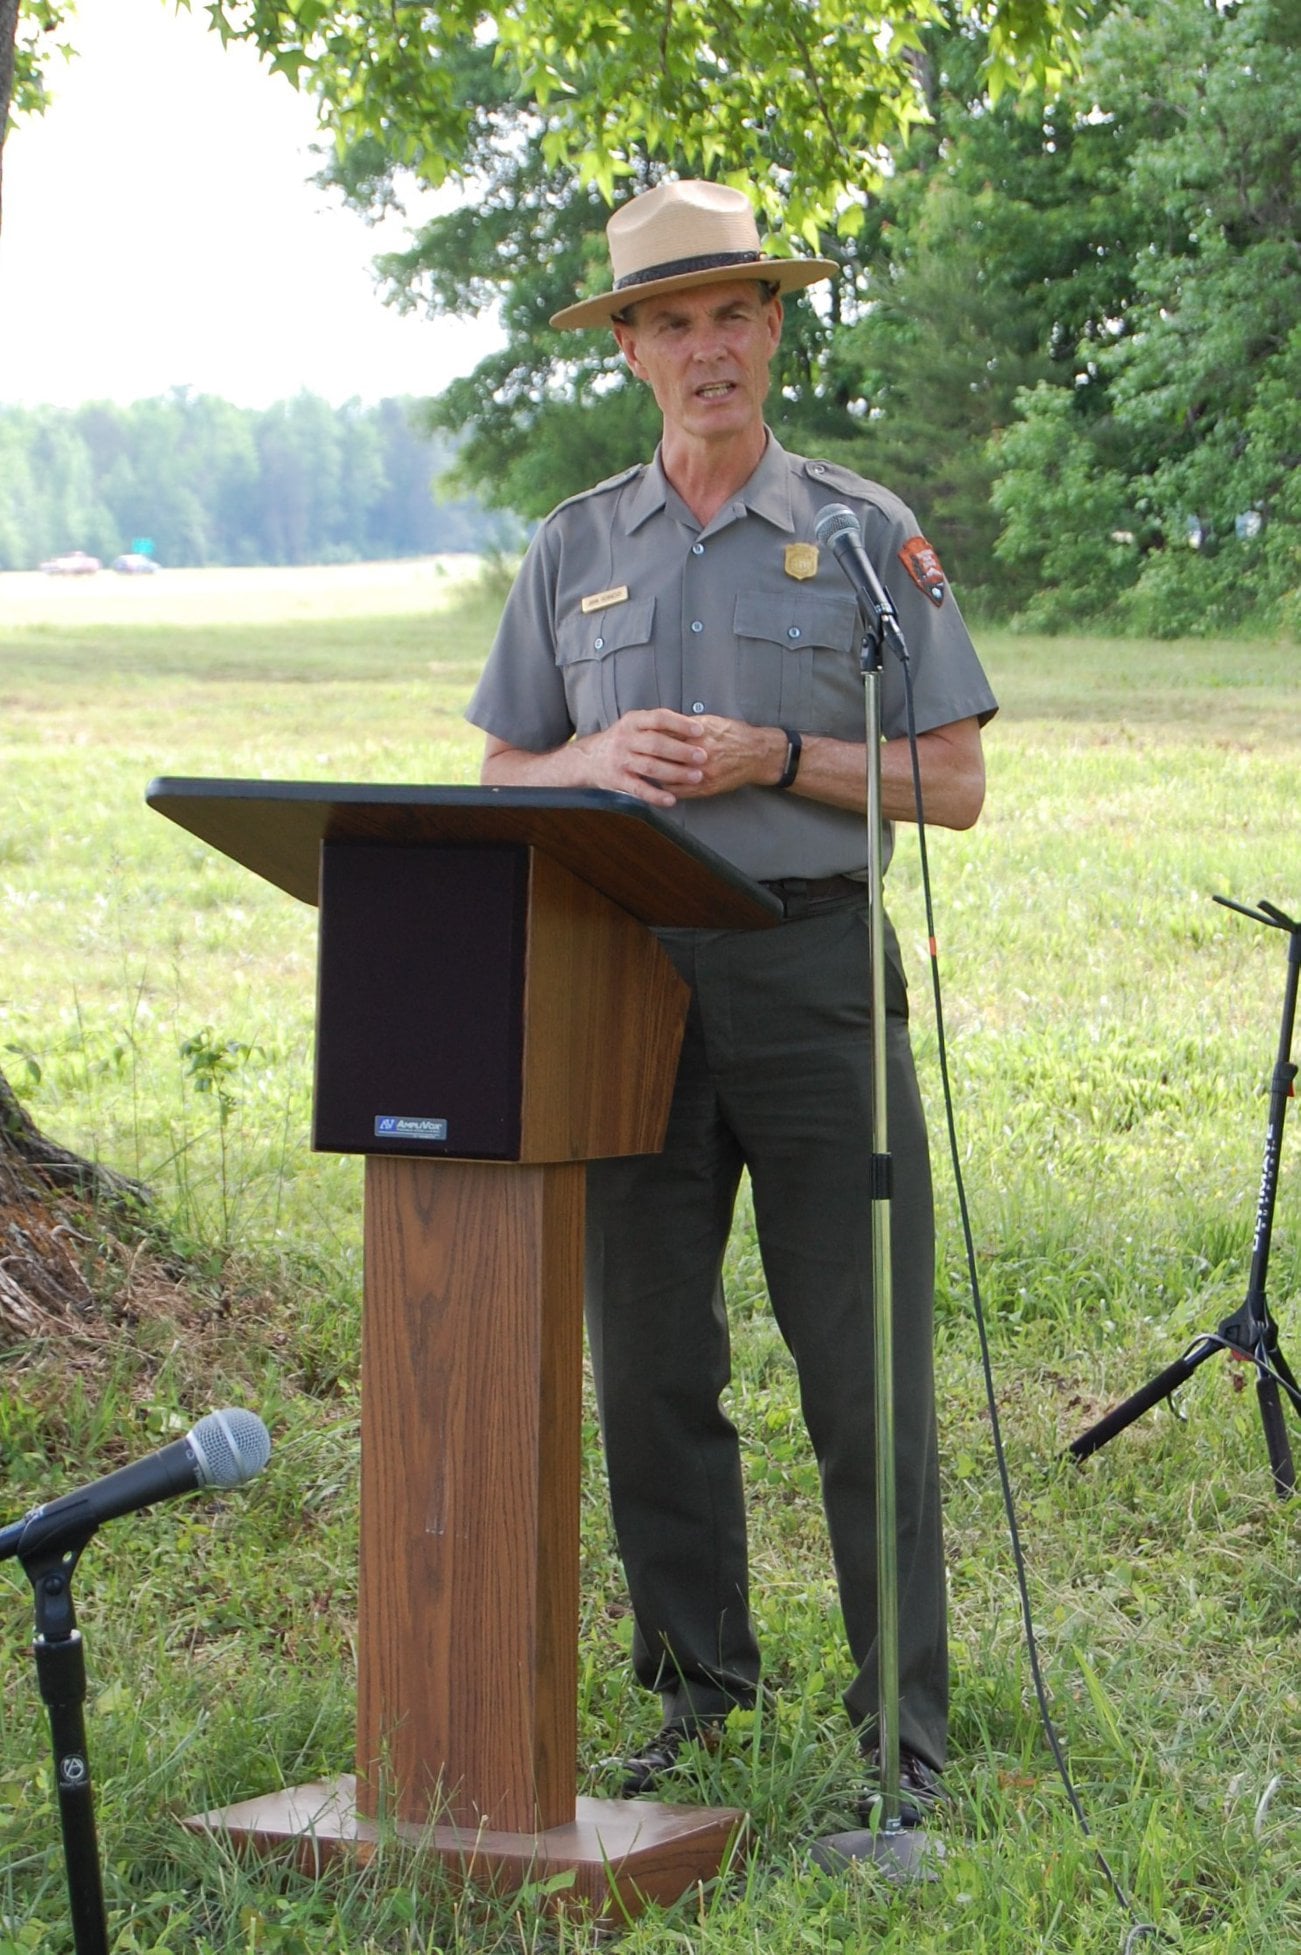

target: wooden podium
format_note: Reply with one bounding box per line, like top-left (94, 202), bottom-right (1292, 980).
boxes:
top-left (147, 780), bottom-right (780, 1917)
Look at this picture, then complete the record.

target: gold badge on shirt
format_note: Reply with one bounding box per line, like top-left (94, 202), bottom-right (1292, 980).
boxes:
top-left (581, 585), bottom-right (629, 614)
top-left (784, 543), bottom-right (819, 581)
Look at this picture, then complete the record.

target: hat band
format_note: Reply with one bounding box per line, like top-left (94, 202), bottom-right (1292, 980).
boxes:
top-left (613, 248), bottom-right (763, 292)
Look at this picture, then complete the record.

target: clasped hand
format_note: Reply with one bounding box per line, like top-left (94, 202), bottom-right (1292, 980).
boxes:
top-left (583, 708), bottom-right (781, 808)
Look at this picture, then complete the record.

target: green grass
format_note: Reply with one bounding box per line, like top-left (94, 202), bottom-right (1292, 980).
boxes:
top-left (0, 569), bottom-right (1297, 1952)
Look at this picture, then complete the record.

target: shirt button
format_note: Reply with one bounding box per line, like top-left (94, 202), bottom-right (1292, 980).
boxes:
top-left (691, 542), bottom-right (705, 556)
top-left (810, 462), bottom-right (826, 475)
top-left (690, 619), bottom-right (704, 633)
top-left (787, 627), bottom-right (802, 640)
top-left (594, 636), bottom-right (604, 650)
top-left (691, 700), bottom-right (705, 713)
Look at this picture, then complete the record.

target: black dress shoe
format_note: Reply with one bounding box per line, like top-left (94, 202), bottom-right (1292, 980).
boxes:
top-left (618, 1716), bottom-right (725, 1797)
top-left (856, 1746), bottom-right (948, 1827)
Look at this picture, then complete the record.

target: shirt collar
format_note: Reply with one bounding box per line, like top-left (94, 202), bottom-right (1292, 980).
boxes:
top-left (624, 455), bottom-right (670, 532)
top-left (732, 432), bottom-right (797, 534)
top-left (624, 431), bottom-right (796, 537)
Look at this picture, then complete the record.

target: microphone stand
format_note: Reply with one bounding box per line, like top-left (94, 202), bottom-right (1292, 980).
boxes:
top-left (812, 559), bottom-right (941, 1881)
top-left (1069, 896), bottom-right (1300, 1493)
top-left (17, 1532), bottom-right (111, 1955)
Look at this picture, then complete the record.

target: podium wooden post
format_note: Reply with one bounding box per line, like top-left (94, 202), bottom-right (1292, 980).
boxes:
top-left (147, 781), bottom-right (780, 1917)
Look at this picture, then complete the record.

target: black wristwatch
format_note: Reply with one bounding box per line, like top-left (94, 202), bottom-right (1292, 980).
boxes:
top-left (775, 728), bottom-right (803, 791)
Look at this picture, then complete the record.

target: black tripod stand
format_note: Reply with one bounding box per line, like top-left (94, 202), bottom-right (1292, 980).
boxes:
top-left (1070, 895), bottom-right (1301, 1497)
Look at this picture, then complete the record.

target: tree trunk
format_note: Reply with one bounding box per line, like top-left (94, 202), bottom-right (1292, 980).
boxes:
top-left (0, 0), bottom-right (19, 233)
top-left (0, 1063), bottom-right (152, 1338)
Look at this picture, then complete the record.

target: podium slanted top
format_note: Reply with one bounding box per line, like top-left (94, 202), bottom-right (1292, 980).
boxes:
top-left (146, 780), bottom-right (783, 931)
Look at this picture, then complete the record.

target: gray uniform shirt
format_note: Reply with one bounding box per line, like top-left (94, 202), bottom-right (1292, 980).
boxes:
top-left (466, 434), bottom-right (998, 882)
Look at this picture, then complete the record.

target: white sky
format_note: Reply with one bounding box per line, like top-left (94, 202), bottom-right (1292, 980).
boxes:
top-left (0, 0), bottom-right (499, 409)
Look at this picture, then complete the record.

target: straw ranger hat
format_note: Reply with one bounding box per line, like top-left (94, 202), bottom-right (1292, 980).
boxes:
top-left (550, 179), bottom-right (838, 331)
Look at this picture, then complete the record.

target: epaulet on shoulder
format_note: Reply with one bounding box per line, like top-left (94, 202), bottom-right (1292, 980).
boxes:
top-left (549, 463), bottom-right (645, 516)
top-left (800, 457), bottom-right (911, 526)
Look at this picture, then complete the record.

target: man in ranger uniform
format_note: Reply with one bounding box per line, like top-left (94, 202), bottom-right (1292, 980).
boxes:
top-left (465, 178), bottom-right (997, 1815)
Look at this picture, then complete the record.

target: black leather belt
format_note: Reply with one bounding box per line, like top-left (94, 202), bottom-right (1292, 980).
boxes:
top-left (760, 874), bottom-right (867, 914)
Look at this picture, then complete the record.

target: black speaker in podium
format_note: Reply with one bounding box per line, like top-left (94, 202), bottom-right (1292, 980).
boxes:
top-left (314, 842), bottom-right (530, 1158)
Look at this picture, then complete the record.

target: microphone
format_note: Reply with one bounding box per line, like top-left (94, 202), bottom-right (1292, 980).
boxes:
top-left (0, 1408), bottom-right (271, 1563)
top-left (813, 502), bottom-right (904, 649)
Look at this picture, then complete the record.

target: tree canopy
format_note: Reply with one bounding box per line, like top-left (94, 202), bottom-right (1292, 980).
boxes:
top-left (205, 0), bottom-right (1088, 243)
top-left (5, 0), bottom-right (1294, 632)
top-left (0, 0), bottom-right (75, 224)
top-left (990, 0), bottom-right (1299, 631)
top-left (337, 0), bottom-right (1296, 632)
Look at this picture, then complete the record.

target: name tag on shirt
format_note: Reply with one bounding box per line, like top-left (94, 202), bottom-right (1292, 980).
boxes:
top-left (581, 585), bottom-right (630, 614)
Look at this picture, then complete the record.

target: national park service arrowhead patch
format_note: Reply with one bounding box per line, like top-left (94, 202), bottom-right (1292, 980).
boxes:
top-left (898, 535), bottom-right (947, 606)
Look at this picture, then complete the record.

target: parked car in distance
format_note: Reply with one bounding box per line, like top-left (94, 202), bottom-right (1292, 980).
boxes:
top-left (40, 550), bottom-right (101, 575)
top-left (111, 554), bottom-right (159, 574)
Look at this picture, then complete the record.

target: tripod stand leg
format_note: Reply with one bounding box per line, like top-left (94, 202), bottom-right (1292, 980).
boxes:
top-left (1068, 1337), bottom-right (1218, 1463)
top-left (1266, 1339), bottom-right (1301, 1415)
top-left (1072, 895), bottom-right (1301, 1490)
top-left (1256, 1373), bottom-right (1296, 1497)
top-left (1222, 1302), bottom-right (1300, 1497)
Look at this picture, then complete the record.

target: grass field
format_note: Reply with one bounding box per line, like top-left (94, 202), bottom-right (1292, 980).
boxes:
top-left (0, 564), bottom-right (1297, 1953)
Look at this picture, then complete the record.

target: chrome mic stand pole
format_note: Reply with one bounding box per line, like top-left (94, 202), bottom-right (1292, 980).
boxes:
top-left (812, 524), bottom-right (940, 1880)
top-left (864, 614), bottom-right (907, 1851)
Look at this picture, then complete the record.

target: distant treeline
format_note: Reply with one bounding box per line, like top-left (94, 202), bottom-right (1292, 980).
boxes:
top-left (0, 392), bottom-right (517, 571)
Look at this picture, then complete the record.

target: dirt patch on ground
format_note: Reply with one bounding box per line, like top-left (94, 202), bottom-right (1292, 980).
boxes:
top-left (0, 1189), bottom-right (205, 1353)
top-left (0, 1076), bottom-right (266, 1383)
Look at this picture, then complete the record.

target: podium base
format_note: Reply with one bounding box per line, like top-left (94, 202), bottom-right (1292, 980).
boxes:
top-left (185, 1776), bottom-right (747, 1920)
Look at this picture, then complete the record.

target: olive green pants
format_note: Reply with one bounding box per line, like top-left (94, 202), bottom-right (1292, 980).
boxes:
top-left (584, 898), bottom-right (948, 1770)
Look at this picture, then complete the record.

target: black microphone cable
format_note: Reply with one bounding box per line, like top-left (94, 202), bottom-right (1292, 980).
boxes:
top-left (894, 642), bottom-right (1163, 1951)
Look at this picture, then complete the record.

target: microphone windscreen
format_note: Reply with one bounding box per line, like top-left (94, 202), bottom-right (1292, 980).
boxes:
top-left (189, 1408), bottom-right (272, 1489)
top-left (813, 503), bottom-right (860, 550)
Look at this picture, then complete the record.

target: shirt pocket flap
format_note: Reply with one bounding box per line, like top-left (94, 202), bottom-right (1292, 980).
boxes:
top-left (556, 596), bottom-right (657, 666)
top-left (733, 588), bottom-right (861, 651)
